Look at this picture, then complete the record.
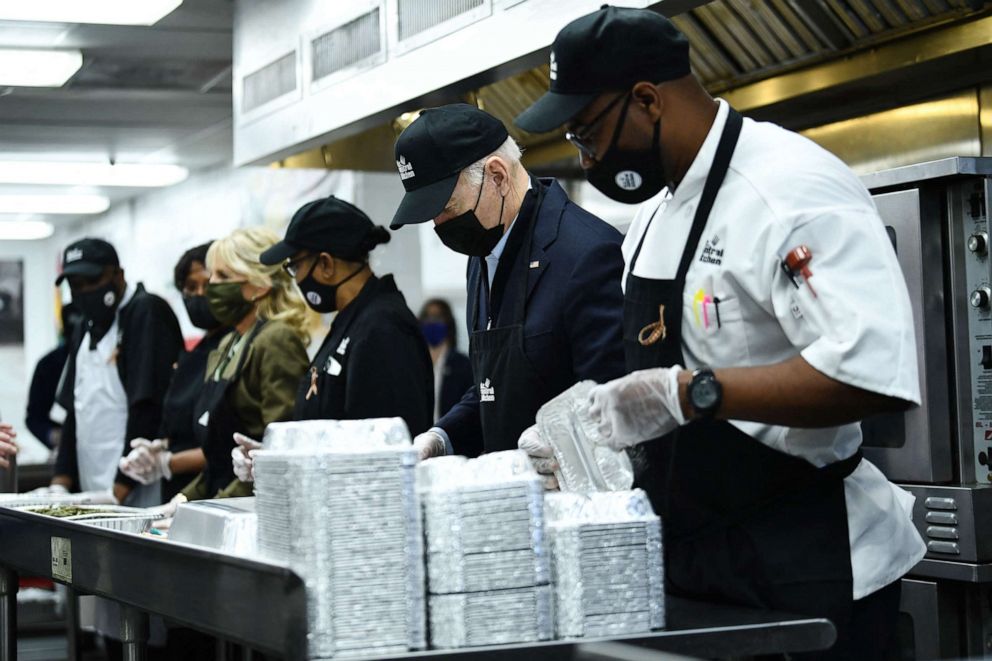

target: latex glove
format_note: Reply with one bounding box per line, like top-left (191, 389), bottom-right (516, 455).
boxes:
top-left (232, 433), bottom-right (262, 483)
top-left (146, 493), bottom-right (187, 520)
top-left (29, 484), bottom-right (70, 497)
top-left (118, 439), bottom-right (172, 485)
top-left (517, 425), bottom-right (559, 491)
top-left (412, 431), bottom-right (446, 462)
top-left (0, 422), bottom-right (17, 469)
top-left (587, 366), bottom-right (688, 451)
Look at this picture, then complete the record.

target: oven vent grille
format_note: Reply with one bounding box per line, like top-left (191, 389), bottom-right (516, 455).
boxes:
top-left (312, 8), bottom-right (383, 82)
top-left (242, 52), bottom-right (297, 113)
top-left (397, 0), bottom-right (485, 41)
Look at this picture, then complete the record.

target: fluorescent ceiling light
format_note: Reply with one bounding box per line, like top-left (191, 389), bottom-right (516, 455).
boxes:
top-left (0, 1), bottom-right (183, 26)
top-left (0, 194), bottom-right (109, 215)
top-left (0, 162), bottom-right (188, 187)
top-left (0, 49), bottom-right (82, 87)
top-left (0, 220), bottom-right (54, 240)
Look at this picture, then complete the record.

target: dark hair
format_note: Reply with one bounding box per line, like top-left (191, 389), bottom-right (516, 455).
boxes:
top-left (419, 298), bottom-right (458, 349)
top-left (334, 226), bottom-right (391, 263)
top-left (173, 241), bottom-right (213, 291)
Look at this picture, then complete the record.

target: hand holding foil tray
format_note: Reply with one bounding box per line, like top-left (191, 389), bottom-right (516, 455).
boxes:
top-left (535, 381), bottom-right (633, 493)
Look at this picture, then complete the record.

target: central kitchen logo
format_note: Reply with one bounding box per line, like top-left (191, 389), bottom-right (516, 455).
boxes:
top-left (66, 248), bottom-right (83, 262)
top-left (699, 235), bottom-right (724, 265)
top-left (549, 51), bottom-right (558, 81)
top-left (396, 155), bottom-right (415, 181)
top-left (479, 378), bottom-right (495, 402)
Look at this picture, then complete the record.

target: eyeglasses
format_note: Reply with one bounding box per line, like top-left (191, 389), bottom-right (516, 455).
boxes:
top-left (282, 254), bottom-right (313, 278)
top-left (564, 92), bottom-right (629, 161)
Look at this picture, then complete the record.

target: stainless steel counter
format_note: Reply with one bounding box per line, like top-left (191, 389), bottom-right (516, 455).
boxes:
top-left (0, 506), bottom-right (837, 660)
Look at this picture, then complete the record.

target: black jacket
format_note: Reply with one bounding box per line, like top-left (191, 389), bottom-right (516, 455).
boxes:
top-left (438, 349), bottom-right (472, 420)
top-left (26, 344), bottom-right (69, 447)
top-left (294, 275), bottom-right (434, 437)
top-left (437, 178), bottom-right (626, 456)
top-left (55, 283), bottom-right (183, 489)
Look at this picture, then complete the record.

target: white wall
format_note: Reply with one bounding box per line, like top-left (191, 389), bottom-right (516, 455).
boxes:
top-left (0, 237), bottom-right (60, 461)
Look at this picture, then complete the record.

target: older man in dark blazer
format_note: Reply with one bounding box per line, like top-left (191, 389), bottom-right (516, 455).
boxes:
top-left (391, 104), bottom-right (625, 458)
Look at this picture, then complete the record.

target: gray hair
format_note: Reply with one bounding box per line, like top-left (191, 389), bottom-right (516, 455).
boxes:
top-left (462, 136), bottom-right (524, 186)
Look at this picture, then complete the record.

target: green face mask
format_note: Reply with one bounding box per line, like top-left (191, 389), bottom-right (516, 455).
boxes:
top-left (206, 282), bottom-right (254, 326)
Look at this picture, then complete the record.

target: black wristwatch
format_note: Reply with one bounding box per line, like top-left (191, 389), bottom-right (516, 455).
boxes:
top-left (687, 367), bottom-right (722, 419)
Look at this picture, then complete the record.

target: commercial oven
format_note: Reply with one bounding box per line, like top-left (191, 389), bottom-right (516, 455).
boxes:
top-left (860, 157), bottom-right (992, 659)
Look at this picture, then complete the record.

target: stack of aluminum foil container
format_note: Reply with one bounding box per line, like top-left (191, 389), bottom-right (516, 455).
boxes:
top-left (545, 489), bottom-right (665, 638)
top-left (253, 419), bottom-right (425, 658)
top-left (418, 451), bottom-right (554, 648)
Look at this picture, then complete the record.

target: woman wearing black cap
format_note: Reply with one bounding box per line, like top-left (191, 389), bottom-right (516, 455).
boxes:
top-left (233, 196), bottom-right (433, 464)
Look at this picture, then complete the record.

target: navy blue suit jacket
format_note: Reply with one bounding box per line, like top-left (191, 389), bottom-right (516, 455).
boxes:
top-left (438, 178), bottom-right (626, 456)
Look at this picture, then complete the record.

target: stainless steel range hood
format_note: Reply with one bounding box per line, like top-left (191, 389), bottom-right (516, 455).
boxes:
top-left (232, 0), bottom-right (664, 167)
top-left (234, 0), bottom-right (992, 171)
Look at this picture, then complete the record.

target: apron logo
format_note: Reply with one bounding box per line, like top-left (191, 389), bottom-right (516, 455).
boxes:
top-left (306, 291), bottom-right (322, 306)
top-left (638, 304), bottom-right (666, 346)
top-left (699, 235), bottom-right (724, 265)
top-left (198, 411), bottom-right (210, 427)
top-left (336, 337), bottom-right (350, 355)
top-left (479, 378), bottom-right (495, 402)
top-left (615, 170), bottom-right (643, 191)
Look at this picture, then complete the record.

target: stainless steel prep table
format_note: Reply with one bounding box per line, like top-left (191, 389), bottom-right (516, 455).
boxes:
top-left (0, 507), bottom-right (836, 660)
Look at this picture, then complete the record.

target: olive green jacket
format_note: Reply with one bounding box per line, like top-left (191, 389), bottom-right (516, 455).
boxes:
top-left (182, 319), bottom-right (309, 501)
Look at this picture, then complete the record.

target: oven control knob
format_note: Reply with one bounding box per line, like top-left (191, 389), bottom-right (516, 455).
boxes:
top-left (971, 287), bottom-right (991, 309)
top-left (968, 232), bottom-right (988, 255)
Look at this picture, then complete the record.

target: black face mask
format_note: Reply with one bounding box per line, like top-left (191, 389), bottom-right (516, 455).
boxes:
top-left (585, 94), bottom-right (666, 204)
top-left (298, 256), bottom-right (366, 314)
top-left (434, 180), bottom-right (506, 257)
top-left (183, 294), bottom-right (223, 331)
top-left (74, 281), bottom-right (121, 345)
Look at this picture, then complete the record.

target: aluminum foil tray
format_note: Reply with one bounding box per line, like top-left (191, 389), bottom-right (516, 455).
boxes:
top-left (0, 490), bottom-right (116, 509)
top-left (168, 497), bottom-right (257, 556)
top-left (18, 504), bottom-right (162, 534)
top-left (545, 490), bottom-right (665, 638)
top-left (253, 418), bottom-right (425, 658)
top-left (536, 381), bottom-right (633, 493)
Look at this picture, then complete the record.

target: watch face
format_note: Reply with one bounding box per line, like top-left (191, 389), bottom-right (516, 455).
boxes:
top-left (693, 378), bottom-right (720, 410)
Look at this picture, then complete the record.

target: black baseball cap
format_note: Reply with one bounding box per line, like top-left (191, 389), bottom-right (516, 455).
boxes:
top-left (515, 5), bottom-right (690, 134)
top-left (390, 104), bottom-right (509, 229)
top-left (55, 238), bottom-right (119, 284)
top-left (260, 196), bottom-right (376, 265)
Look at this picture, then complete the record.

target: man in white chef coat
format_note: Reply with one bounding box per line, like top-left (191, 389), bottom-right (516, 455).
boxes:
top-left (516, 6), bottom-right (925, 659)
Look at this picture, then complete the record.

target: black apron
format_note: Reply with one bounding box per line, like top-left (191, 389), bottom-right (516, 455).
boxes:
top-left (193, 321), bottom-right (265, 496)
top-left (470, 186), bottom-right (550, 453)
top-left (294, 278), bottom-right (379, 421)
top-left (160, 332), bottom-right (223, 502)
top-left (624, 109), bottom-right (861, 614)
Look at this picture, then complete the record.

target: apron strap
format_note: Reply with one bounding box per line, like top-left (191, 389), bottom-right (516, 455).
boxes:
top-left (628, 109), bottom-right (744, 276)
top-left (510, 182), bottom-right (546, 325)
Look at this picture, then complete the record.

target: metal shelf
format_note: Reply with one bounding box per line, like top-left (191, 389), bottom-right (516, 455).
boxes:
top-left (0, 507), bottom-right (836, 660)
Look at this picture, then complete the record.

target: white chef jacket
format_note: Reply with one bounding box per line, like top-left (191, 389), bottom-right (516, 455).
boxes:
top-left (623, 99), bottom-right (926, 600)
